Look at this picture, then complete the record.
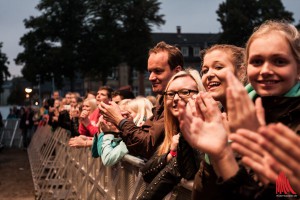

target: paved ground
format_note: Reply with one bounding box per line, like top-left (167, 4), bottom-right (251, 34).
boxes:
top-left (0, 147), bottom-right (35, 200)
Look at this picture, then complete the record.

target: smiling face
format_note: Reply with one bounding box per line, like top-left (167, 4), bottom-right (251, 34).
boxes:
top-left (201, 49), bottom-right (236, 104)
top-left (148, 51), bottom-right (180, 94)
top-left (166, 76), bottom-right (198, 117)
top-left (247, 31), bottom-right (299, 96)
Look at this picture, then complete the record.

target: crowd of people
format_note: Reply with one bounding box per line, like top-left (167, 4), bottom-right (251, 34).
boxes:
top-left (26, 20), bottom-right (300, 199)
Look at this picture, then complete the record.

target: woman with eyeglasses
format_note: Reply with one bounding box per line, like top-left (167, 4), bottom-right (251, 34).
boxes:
top-left (138, 68), bottom-right (205, 200)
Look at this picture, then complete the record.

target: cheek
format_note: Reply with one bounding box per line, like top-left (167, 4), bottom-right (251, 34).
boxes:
top-left (201, 76), bottom-right (208, 88)
top-left (166, 100), bottom-right (173, 109)
top-left (246, 66), bottom-right (257, 82)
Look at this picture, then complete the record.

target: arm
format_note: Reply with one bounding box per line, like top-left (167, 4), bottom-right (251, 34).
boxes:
top-left (118, 117), bottom-right (165, 159)
top-left (141, 153), bottom-right (169, 183)
top-left (178, 92), bottom-right (239, 180)
top-left (100, 99), bottom-right (165, 159)
top-left (101, 134), bottom-right (128, 166)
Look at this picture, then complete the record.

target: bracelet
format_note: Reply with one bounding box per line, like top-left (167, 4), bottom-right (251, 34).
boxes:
top-left (169, 150), bottom-right (177, 157)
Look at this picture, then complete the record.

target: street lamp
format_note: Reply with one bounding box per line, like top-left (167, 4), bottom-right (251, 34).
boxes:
top-left (25, 87), bottom-right (32, 95)
top-left (25, 87), bottom-right (32, 105)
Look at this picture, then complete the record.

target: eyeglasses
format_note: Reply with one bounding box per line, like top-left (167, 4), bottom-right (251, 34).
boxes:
top-left (164, 89), bottom-right (198, 100)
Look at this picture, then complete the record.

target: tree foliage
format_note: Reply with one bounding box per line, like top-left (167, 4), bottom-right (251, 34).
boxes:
top-left (0, 42), bottom-right (11, 92)
top-left (217, 0), bottom-right (294, 46)
top-left (16, 0), bottom-right (164, 88)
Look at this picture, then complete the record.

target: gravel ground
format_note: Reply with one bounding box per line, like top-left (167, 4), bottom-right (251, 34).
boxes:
top-left (0, 147), bottom-right (35, 200)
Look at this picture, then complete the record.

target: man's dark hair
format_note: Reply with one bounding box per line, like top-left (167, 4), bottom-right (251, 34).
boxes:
top-left (149, 41), bottom-right (184, 70)
top-left (99, 86), bottom-right (114, 99)
top-left (112, 89), bottom-right (135, 99)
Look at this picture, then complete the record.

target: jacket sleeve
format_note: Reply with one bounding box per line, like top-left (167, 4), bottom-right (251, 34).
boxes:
top-left (101, 134), bottom-right (128, 166)
top-left (141, 153), bottom-right (168, 183)
top-left (78, 122), bottom-right (88, 136)
top-left (118, 116), bottom-right (165, 159)
top-left (85, 123), bottom-right (99, 136)
top-left (217, 165), bottom-right (275, 200)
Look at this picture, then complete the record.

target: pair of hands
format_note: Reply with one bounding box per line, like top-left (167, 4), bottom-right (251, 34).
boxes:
top-left (69, 135), bottom-right (92, 148)
top-left (98, 101), bottom-right (129, 126)
top-left (179, 71), bottom-right (264, 159)
top-left (178, 71), bottom-right (265, 180)
top-left (230, 123), bottom-right (300, 194)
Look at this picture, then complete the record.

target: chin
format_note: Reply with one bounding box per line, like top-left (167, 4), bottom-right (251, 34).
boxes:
top-left (171, 111), bottom-right (179, 117)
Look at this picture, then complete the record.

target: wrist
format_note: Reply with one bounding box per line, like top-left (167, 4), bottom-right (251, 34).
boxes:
top-left (116, 116), bottom-right (125, 126)
top-left (118, 118), bottom-right (128, 129)
top-left (211, 147), bottom-right (238, 180)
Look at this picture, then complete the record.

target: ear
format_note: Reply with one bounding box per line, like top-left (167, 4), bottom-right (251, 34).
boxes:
top-left (174, 65), bottom-right (183, 73)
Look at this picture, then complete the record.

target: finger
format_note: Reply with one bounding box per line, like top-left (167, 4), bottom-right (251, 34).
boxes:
top-left (260, 124), bottom-right (300, 162)
top-left (226, 87), bottom-right (236, 120)
top-left (263, 123), bottom-right (300, 153)
top-left (230, 130), bottom-right (265, 159)
top-left (180, 100), bottom-right (194, 125)
top-left (187, 97), bottom-right (199, 117)
top-left (201, 92), bottom-right (222, 121)
top-left (241, 156), bottom-right (276, 184)
top-left (197, 92), bottom-right (208, 116)
top-left (259, 126), bottom-right (300, 175)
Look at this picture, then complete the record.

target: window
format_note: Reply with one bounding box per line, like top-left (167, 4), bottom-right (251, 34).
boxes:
top-left (193, 47), bottom-right (200, 57)
top-left (181, 47), bottom-right (189, 57)
top-left (132, 69), bottom-right (138, 80)
top-left (145, 87), bottom-right (152, 96)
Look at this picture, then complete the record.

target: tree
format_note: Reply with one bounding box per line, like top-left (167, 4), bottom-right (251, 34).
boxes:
top-left (119, 0), bottom-right (165, 94)
top-left (0, 42), bottom-right (11, 92)
top-left (16, 0), bottom-right (88, 90)
top-left (7, 78), bottom-right (25, 105)
top-left (16, 0), bottom-right (164, 91)
top-left (217, 0), bottom-right (294, 46)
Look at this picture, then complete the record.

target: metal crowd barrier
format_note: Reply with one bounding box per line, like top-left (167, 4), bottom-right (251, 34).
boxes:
top-left (0, 119), bottom-right (23, 147)
top-left (27, 126), bottom-right (193, 200)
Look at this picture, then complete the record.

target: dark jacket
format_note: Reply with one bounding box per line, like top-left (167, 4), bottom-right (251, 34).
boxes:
top-left (118, 95), bottom-right (165, 159)
top-left (193, 96), bottom-right (300, 200)
top-left (138, 135), bottom-right (199, 200)
top-left (19, 110), bottom-right (34, 130)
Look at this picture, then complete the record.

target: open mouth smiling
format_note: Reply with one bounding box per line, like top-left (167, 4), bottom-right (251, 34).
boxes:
top-left (207, 81), bottom-right (221, 89)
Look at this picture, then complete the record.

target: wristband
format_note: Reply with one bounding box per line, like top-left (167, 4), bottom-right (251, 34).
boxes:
top-left (169, 150), bottom-right (177, 157)
top-left (118, 119), bottom-right (128, 129)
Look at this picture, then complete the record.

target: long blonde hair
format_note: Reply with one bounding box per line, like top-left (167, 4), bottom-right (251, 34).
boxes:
top-left (157, 68), bottom-right (205, 155)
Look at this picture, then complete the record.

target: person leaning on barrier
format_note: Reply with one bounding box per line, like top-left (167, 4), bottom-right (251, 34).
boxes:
top-left (99, 41), bottom-right (184, 159)
top-left (138, 69), bottom-right (203, 200)
top-left (69, 98), bottom-right (97, 148)
top-left (79, 86), bottom-right (113, 137)
top-left (92, 97), bottom-right (154, 166)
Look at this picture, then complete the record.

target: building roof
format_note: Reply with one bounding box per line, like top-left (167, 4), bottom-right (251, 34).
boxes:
top-left (151, 32), bottom-right (220, 47)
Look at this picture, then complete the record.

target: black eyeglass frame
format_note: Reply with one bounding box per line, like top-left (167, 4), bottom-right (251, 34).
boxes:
top-left (164, 89), bottom-right (198, 99)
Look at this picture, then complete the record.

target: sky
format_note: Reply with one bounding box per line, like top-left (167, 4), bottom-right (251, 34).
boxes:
top-left (0, 0), bottom-right (299, 78)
